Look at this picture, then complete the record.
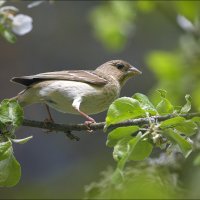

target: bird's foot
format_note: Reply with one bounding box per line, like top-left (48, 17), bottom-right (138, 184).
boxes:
top-left (44, 117), bottom-right (54, 124)
top-left (43, 117), bottom-right (55, 133)
top-left (84, 118), bottom-right (96, 133)
top-left (73, 107), bottom-right (96, 132)
top-left (65, 131), bottom-right (80, 141)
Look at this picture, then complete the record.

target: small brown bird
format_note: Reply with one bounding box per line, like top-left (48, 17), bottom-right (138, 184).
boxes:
top-left (11, 60), bottom-right (141, 124)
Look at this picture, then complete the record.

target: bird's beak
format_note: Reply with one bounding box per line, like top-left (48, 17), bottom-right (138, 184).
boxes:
top-left (128, 66), bottom-right (142, 75)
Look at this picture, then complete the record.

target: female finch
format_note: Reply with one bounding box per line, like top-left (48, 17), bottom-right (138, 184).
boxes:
top-left (11, 60), bottom-right (142, 124)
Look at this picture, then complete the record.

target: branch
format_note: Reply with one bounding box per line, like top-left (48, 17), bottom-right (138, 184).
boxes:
top-left (22, 112), bottom-right (200, 141)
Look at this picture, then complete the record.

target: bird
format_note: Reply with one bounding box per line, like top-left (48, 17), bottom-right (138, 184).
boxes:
top-left (11, 60), bottom-right (142, 125)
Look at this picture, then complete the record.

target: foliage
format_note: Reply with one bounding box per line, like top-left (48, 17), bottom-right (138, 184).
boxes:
top-left (90, 1), bottom-right (200, 111)
top-left (89, 1), bottom-right (135, 50)
top-left (0, 92), bottom-right (199, 191)
top-left (0, 99), bottom-right (32, 187)
top-left (85, 91), bottom-right (200, 198)
top-left (0, 1), bottom-right (200, 199)
top-left (106, 91), bottom-right (197, 169)
top-left (85, 161), bottom-right (181, 199)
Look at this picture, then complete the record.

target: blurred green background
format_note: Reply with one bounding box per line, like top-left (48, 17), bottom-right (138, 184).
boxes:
top-left (0, 1), bottom-right (200, 199)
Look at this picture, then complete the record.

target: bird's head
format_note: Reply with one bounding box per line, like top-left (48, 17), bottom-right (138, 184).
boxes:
top-left (95, 60), bottom-right (142, 86)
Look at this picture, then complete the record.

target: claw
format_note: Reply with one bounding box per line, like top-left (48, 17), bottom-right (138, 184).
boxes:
top-left (84, 119), bottom-right (96, 133)
top-left (43, 118), bottom-right (54, 133)
top-left (73, 106), bottom-right (96, 132)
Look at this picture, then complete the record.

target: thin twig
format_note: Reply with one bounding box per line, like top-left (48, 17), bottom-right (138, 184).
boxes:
top-left (22, 112), bottom-right (200, 140)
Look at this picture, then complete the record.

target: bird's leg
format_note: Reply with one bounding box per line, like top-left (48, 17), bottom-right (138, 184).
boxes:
top-left (75, 109), bottom-right (96, 123)
top-left (42, 104), bottom-right (55, 133)
top-left (72, 97), bottom-right (96, 131)
top-left (75, 109), bottom-right (96, 132)
top-left (44, 104), bottom-right (54, 123)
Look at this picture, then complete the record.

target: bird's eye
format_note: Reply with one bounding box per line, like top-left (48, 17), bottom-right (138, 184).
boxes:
top-left (115, 63), bottom-right (124, 70)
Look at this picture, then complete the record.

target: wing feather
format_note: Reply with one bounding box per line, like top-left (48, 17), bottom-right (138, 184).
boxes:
top-left (11, 70), bottom-right (108, 86)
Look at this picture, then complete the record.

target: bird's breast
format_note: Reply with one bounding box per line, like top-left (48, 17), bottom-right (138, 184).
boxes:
top-left (80, 81), bottom-right (120, 114)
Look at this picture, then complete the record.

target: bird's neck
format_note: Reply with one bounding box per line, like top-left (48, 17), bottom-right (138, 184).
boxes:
top-left (94, 70), bottom-right (122, 88)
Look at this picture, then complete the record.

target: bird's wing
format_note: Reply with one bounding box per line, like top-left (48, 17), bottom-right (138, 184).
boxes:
top-left (11, 70), bottom-right (108, 86)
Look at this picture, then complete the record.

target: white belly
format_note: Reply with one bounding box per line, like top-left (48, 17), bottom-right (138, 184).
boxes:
top-left (34, 80), bottom-right (120, 115)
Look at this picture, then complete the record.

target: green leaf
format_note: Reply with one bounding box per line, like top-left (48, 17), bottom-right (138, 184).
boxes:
top-left (174, 106), bottom-right (182, 113)
top-left (192, 84), bottom-right (200, 111)
top-left (89, 1), bottom-right (135, 51)
top-left (193, 153), bottom-right (200, 166)
top-left (0, 120), bottom-right (5, 129)
top-left (111, 168), bottom-right (124, 184)
top-left (0, 142), bottom-right (21, 187)
top-left (164, 129), bottom-right (192, 158)
top-left (0, 99), bottom-right (23, 127)
top-left (157, 89), bottom-right (167, 98)
top-left (160, 117), bottom-right (198, 136)
top-left (175, 1), bottom-right (199, 21)
top-left (129, 139), bottom-right (153, 161)
top-left (0, 141), bottom-right (12, 161)
top-left (136, 1), bottom-right (156, 13)
top-left (113, 137), bottom-right (132, 162)
top-left (147, 52), bottom-right (183, 81)
top-left (175, 120), bottom-right (198, 136)
top-left (160, 117), bottom-right (185, 129)
top-left (180, 94), bottom-right (192, 114)
top-left (117, 132), bottom-right (143, 170)
top-left (2, 30), bottom-right (17, 43)
top-left (132, 93), bottom-right (157, 115)
top-left (156, 98), bottom-right (174, 115)
top-left (106, 97), bottom-right (145, 127)
top-left (106, 126), bottom-right (139, 147)
top-left (146, 52), bottom-right (184, 104)
top-left (191, 117), bottom-right (200, 124)
top-left (156, 90), bottom-right (174, 115)
top-left (11, 136), bottom-right (33, 144)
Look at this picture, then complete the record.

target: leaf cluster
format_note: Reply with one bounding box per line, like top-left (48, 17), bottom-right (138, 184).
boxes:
top-left (90, 1), bottom-right (200, 111)
top-left (105, 91), bottom-right (200, 179)
top-left (0, 99), bottom-right (32, 187)
top-left (85, 161), bottom-right (181, 199)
